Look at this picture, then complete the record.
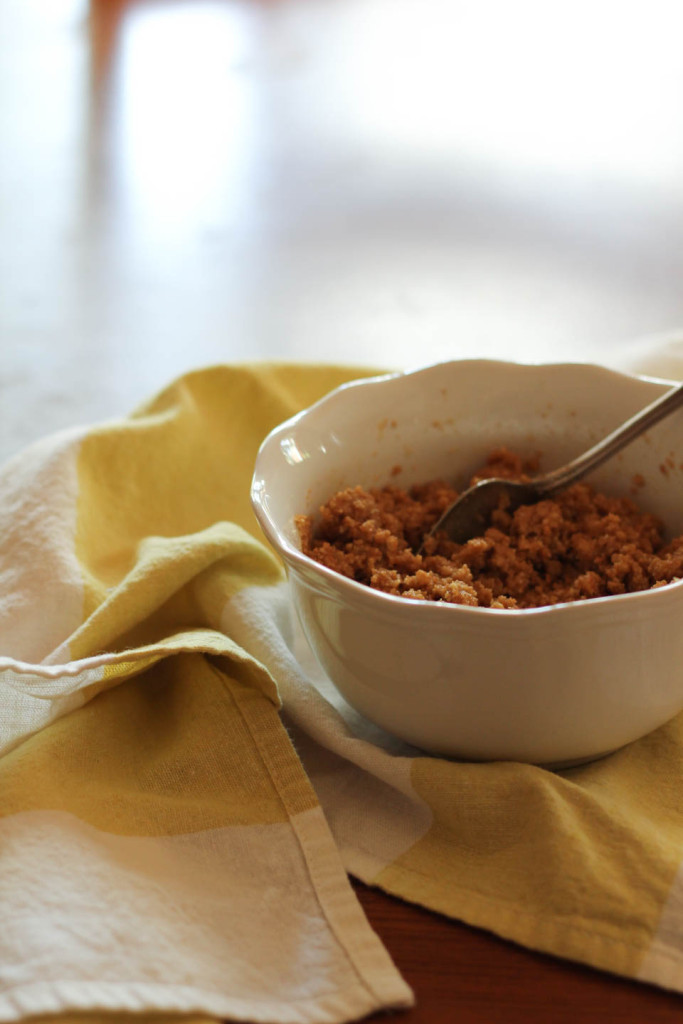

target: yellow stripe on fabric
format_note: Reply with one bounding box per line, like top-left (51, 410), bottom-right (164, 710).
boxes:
top-left (66, 365), bottom-right (381, 713)
top-left (74, 364), bottom-right (380, 621)
top-left (0, 653), bottom-right (293, 834)
top-left (374, 721), bottom-right (683, 980)
top-left (69, 522), bottom-right (283, 663)
top-left (62, 629), bottom-right (280, 715)
top-left (100, 651), bottom-right (164, 682)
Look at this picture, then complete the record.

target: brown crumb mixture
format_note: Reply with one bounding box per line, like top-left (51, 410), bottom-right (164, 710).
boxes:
top-left (296, 448), bottom-right (683, 609)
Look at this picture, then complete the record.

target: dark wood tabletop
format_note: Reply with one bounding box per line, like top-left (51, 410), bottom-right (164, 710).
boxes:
top-left (354, 882), bottom-right (683, 1023)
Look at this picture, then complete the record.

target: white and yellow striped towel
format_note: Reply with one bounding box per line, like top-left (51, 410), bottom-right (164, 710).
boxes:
top-left (2, 351), bottom-right (683, 1024)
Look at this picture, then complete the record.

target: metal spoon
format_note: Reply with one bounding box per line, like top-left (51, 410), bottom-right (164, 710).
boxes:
top-left (422, 380), bottom-right (683, 548)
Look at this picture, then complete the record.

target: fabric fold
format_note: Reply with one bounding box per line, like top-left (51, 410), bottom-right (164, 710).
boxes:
top-left (2, 352), bottom-right (683, 1021)
top-left (0, 364), bottom-right (412, 1024)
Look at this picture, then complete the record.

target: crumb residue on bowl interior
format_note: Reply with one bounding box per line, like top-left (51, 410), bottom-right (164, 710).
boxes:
top-left (295, 448), bottom-right (683, 610)
top-left (660, 453), bottom-right (678, 477)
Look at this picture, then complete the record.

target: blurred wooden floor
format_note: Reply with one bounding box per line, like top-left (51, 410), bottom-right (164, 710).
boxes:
top-left (2, 0), bottom-right (683, 463)
top-left (2, 2), bottom-right (683, 1020)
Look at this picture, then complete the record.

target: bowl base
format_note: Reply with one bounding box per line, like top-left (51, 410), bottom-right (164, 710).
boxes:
top-left (542, 746), bottom-right (621, 771)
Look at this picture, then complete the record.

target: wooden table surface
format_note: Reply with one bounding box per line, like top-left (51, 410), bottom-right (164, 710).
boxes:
top-left (354, 882), bottom-right (683, 1023)
top-left (3, 2), bottom-right (683, 1020)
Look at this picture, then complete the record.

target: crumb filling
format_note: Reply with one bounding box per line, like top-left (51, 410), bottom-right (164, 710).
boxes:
top-left (296, 448), bottom-right (683, 609)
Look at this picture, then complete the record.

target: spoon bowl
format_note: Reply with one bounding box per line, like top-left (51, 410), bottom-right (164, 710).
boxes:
top-left (426, 380), bottom-right (683, 546)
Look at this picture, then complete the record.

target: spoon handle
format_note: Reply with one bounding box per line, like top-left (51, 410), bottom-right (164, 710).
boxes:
top-left (536, 380), bottom-right (683, 495)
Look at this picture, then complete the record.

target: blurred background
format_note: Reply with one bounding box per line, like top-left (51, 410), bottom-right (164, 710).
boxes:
top-left (2, 0), bottom-right (683, 463)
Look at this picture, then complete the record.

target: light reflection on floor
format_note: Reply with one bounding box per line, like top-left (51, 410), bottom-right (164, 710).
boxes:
top-left (1, 0), bottom-right (683, 462)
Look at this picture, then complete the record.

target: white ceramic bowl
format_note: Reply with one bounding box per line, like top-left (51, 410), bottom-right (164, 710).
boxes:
top-left (251, 360), bottom-right (683, 766)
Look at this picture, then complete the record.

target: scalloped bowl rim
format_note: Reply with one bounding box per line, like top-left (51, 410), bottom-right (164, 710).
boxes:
top-left (251, 358), bottom-right (683, 619)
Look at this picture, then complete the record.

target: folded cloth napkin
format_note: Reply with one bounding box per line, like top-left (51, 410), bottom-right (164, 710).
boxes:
top-left (1, 350), bottom-right (683, 1024)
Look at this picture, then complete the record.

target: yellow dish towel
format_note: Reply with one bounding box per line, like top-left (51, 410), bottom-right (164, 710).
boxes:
top-left (1, 358), bottom-right (683, 1024)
